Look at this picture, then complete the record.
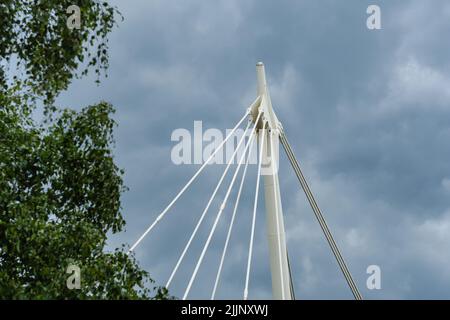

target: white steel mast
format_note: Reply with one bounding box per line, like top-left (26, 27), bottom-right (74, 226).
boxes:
top-left (250, 62), bottom-right (292, 300)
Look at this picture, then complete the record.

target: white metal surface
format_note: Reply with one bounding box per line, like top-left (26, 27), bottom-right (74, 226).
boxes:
top-left (129, 62), bottom-right (362, 300)
top-left (244, 120), bottom-right (267, 301)
top-left (128, 112), bottom-right (250, 254)
top-left (167, 121), bottom-right (252, 289)
top-left (183, 115), bottom-right (262, 300)
top-left (254, 62), bottom-right (292, 300)
top-left (212, 116), bottom-right (260, 300)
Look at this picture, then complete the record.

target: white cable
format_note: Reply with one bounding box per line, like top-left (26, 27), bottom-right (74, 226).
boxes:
top-left (269, 129), bottom-right (285, 299)
top-left (183, 113), bottom-right (262, 300)
top-left (211, 124), bottom-right (257, 299)
top-left (128, 111), bottom-right (250, 253)
top-left (243, 121), bottom-right (267, 300)
top-left (166, 120), bottom-right (252, 289)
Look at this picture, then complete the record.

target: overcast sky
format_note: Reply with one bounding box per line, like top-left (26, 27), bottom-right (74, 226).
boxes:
top-left (57, 0), bottom-right (450, 299)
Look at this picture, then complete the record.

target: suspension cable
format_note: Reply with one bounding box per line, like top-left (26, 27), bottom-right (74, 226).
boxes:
top-left (244, 121), bottom-right (267, 300)
top-left (286, 248), bottom-right (296, 299)
top-left (211, 129), bottom-right (257, 299)
top-left (279, 130), bottom-right (363, 300)
top-left (269, 129), bottom-right (286, 299)
top-left (166, 120), bottom-right (253, 289)
top-left (128, 111), bottom-right (250, 253)
top-left (183, 113), bottom-right (262, 299)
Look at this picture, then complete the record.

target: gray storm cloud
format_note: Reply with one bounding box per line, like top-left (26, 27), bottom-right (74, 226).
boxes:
top-left (57, 0), bottom-right (450, 299)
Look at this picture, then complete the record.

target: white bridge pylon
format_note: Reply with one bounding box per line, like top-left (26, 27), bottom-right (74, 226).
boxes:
top-left (129, 62), bottom-right (363, 300)
top-left (251, 62), bottom-right (292, 300)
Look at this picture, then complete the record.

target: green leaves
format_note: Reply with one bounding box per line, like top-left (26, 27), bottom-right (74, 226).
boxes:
top-left (0, 103), bottom-right (168, 299)
top-left (0, 1), bottom-right (170, 300)
top-left (0, 0), bottom-right (121, 105)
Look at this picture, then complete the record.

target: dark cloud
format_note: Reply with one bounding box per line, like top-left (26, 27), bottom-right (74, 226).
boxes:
top-left (56, 0), bottom-right (450, 299)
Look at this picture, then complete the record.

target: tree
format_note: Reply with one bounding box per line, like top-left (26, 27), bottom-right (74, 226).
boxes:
top-left (0, 1), bottom-right (168, 299)
top-left (1, 0), bottom-right (119, 105)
